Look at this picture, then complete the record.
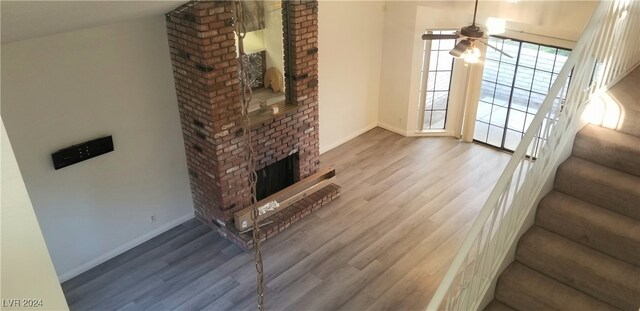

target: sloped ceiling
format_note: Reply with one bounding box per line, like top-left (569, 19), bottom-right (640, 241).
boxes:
top-left (1, 1), bottom-right (187, 44)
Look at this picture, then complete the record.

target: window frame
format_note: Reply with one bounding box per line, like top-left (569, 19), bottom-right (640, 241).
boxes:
top-left (417, 30), bottom-right (457, 132)
top-left (473, 35), bottom-right (572, 153)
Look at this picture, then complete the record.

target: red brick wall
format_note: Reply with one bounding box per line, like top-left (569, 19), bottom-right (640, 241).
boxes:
top-left (166, 0), bottom-right (319, 228)
top-left (281, 0), bottom-right (320, 179)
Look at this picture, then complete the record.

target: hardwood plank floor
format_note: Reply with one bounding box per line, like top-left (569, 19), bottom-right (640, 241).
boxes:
top-left (62, 127), bottom-right (510, 311)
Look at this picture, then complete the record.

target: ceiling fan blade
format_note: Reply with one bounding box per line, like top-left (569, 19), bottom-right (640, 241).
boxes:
top-left (422, 33), bottom-right (460, 40)
top-left (449, 39), bottom-right (471, 57)
top-left (477, 40), bottom-right (513, 58)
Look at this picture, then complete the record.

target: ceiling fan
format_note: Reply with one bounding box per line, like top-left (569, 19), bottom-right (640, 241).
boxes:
top-left (422, 0), bottom-right (512, 63)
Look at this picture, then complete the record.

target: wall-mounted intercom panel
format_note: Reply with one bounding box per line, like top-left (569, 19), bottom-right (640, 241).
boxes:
top-left (51, 136), bottom-right (113, 170)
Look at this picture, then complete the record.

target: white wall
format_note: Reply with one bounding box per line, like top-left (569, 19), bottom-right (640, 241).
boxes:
top-left (1, 16), bottom-right (194, 281)
top-left (377, 1), bottom-right (419, 135)
top-left (378, 0), bottom-right (597, 136)
top-left (1, 119), bottom-right (69, 310)
top-left (318, 0), bottom-right (385, 153)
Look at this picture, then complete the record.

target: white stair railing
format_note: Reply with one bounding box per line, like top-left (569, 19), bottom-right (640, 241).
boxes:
top-left (426, 1), bottom-right (640, 310)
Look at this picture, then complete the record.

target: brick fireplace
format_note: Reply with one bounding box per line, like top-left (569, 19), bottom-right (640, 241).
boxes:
top-left (165, 0), bottom-right (339, 249)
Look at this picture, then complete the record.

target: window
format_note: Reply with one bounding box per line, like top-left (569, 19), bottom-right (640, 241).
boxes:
top-left (417, 30), bottom-right (457, 131)
top-left (474, 37), bottom-right (571, 152)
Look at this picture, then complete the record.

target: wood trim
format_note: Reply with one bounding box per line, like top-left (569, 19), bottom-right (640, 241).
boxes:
top-left (233, 167), bottom-right (336, 231)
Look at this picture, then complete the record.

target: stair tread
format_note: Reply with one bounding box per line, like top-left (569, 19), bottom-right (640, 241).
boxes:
top-left (516, 226), bottom-right (640, 310)
top-left (574, 124), bottom-right (640, 177)
top-left (495, 262), bottom-right (618, 311)
top-left (606, 66), bottom-right (640, 137)
top-left (489, 68), bottom-right (640, 311)
top-left (537, 191), bottom-right (640, 267)
top-left (555, 156), bottom-right (640, 220)
top-left (607, 66), bottom-right (640, 110)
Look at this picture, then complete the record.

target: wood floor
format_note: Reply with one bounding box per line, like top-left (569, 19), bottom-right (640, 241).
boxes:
top-left (61, 128), bottom-right (510, 311)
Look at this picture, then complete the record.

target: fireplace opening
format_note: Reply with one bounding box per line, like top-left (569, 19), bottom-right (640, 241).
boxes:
top-left (256, 153), bottom-right (299, 201)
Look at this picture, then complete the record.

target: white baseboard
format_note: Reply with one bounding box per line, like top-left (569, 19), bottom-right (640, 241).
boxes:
top-left (377, 122), bottom-right (408, 136)
top-left (57, 212), bottom-right (195, 282)
top-left (320, 123), bottom-right (378, 154)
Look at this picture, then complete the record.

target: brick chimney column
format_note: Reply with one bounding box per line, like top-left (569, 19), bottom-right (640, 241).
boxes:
top-left (165, 0), bottom-right (321, 234)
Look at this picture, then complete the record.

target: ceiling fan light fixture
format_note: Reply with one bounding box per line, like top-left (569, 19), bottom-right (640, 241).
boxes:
top-left (423, 0), bottom-right (512, 62)
top-left (463, 46), bottom-right (481, 64)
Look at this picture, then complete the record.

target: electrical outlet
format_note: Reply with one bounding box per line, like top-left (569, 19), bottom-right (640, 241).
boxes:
top-left (150, 214), bottom-right (156, 223)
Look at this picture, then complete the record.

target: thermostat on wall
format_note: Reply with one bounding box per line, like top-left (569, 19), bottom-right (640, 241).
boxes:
top-left (51, 136), bottom-right (113, 170)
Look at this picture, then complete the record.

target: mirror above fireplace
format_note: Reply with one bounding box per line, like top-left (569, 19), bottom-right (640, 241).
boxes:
top-left (236, 1), bottom-right (301, 127)
top-left (236, 1), bottom-right (287, 115)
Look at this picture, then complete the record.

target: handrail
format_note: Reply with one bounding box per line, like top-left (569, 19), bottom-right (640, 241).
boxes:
top-left (426, 0), bottom-right (640, 310)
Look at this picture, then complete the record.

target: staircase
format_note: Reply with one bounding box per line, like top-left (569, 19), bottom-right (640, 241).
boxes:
top-left (485, 68), bottom-right (640, 310)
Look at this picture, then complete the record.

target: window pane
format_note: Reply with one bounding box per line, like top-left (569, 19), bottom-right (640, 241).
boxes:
top-left (504, 129), bottom-right (522, 151)
top-left (429, 51), bottom-right (439, 70)
top-left (494, 84), bottom-right (511, 107)
top-left (514, 67), bottom-right (534, 90)
top-left (474, 121), bottom-right (489, 142)
top-left (532, 70), bottom-right (552, 93)
top-left (519, 43), bottom-right (539, 68)
top-left (427, 71), bottom-right (436, 90)
top-left (490, 105), bottom-right (508, 128)
top-left (435, 71), bottom-right (451, 91)
top-left (431, 39), bottom-right (441, 50)
top-left (501, 41), bottom-right (520, 64)
top-left (480, 81), bottom-right (497, 102)
top-left (497, 63), bottom-right (516, 85)
top-left (507, 109), bottom-right (526, 131)
top-left (512, 88), bottom-right (530, 112)
top-left (431, 111), bottom-right (446, 129)
top-left (486, 38), bottom-right (503, 61)
top-left (483, 60), bottom-right (500, 82)
top-left (477, 101), bottom-right (493, 124)
top-left (488, 125), bottom-right (504, 146)
top-left (433, 92), bottom-right (449, 110)
top-left (537, 47), bottom-right (557, 72)
top-left (528, 92), bottom-right (546, 114)
top-left (554, 50), bottom-right (570, 72)
top-left (437, 52), bottom-right (453, 71)
top-left (424, 113), bottom-right (432, 128)
top-left (425, 92), bottom-right (434, 110)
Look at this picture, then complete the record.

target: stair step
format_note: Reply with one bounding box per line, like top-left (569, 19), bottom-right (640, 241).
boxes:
top-left (495, 262), bottom-right (617, 311)
top-left (536, 191), bottom-right (640, 267)
top-left (516, 226), bottom-right (640, 310)
top-left (573, 124), bottom-right (640, 177)
top-left (484, 300), bottom-right (515, 311)
top-left (615, 104), bottom-right (640, 137)
top-left (555, 156), bottom-right (640, 220)
top-left (605, 66), bottom-right (640, 137)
